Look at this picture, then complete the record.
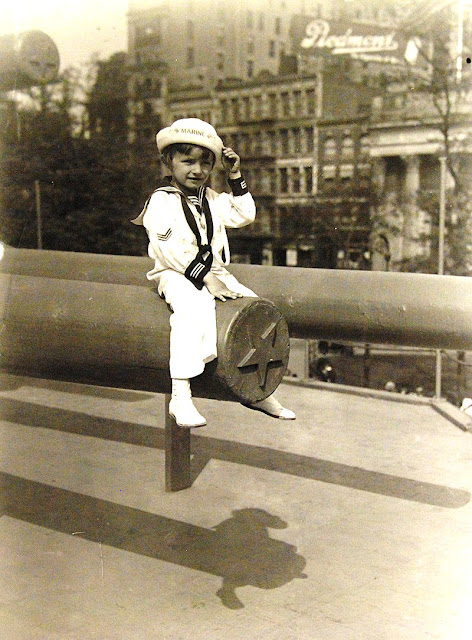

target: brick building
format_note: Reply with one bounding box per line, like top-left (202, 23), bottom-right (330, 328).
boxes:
top-left (127, 0), bottom-right (329, 87)
top-left (214, 72), bottom-right (320, 265)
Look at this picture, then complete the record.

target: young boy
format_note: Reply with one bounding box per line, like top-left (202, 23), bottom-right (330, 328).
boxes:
top-left (132, 118), bottom-right (295, 427)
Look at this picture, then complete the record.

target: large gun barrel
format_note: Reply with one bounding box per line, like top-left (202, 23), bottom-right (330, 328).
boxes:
top-left (0, 246), bottom-right (290, 401)
top-left (2, 245), bottom-right (471, 347)
top-left (0, 245), bottom-right (471, 398)
top-left (231, 262), bottom-right (472, 350)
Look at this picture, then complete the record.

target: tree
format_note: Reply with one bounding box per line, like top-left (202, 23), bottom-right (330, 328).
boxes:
top-left (398, 0), bottom-right (471, 187)
top-left (0, 52), bottom-right (159, 256)
top-left (87, 52), bottom-right (129, 143)
top-left (370, 0), bottom-right (472, 275)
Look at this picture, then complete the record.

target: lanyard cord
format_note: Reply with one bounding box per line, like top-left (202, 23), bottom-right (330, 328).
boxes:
top-left (179, 192), bottom-right (214, 248)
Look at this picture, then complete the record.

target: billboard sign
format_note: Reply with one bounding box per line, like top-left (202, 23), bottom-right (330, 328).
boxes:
top-left (290, 17), bottom-right (420, 66)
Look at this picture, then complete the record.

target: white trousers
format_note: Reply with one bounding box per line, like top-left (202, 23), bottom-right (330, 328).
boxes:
top-left (157, 270), bottom-right (257, 379)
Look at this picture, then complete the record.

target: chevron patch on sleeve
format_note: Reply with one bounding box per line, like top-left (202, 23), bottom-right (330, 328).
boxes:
top-left (156, 228), bottom-right (172, 241)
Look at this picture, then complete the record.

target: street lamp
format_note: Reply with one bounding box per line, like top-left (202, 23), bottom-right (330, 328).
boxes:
top-left (34, 180), bottom-right (43, 250)
top-left (435, 155), bottom-right (447, 398)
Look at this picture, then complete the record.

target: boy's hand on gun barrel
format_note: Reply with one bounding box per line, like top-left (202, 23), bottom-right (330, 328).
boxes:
top-left (221, 147), bottom-right (241, 177)
top-left (203, 272), bottom-right (243, 302)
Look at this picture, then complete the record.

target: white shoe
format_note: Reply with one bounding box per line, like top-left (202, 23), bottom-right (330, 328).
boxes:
top-left (169, 397), bottom-right (207, 428)
top-left (246, 395), bottom-right (296, 420)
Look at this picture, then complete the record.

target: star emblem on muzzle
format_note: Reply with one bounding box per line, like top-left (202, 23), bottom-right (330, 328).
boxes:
top-left (237, 319), bottom-right (286, 390)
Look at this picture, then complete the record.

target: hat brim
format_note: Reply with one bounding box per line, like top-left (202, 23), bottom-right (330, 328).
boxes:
top-left (156, 127), bottom-right (223, 159)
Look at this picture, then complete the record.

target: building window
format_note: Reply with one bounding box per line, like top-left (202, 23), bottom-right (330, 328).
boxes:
top-left (341, 137), bottom-right (354, 158)
top-left (135, 22), bottom-right (161, 47)
top-left (269, 40), bottom-right (276, 58)
top-left (187, 47), bottom-right (195, 67)
top-left (143, 77), bottom-right (152, 96)
top-left (231, 98), bottom-right (240, 122)
top-left (217, 52), bottom-right (225, 72)
top-left (253, 131), bottom-right (262, 155)
top-left (280, 167), bottom-right (288, 192)
top-left (244, 134), bottom-right (251, 155)
top-left (293, 90), bottom-right (302, 114)
top-left (339, 162), bottom-right (354, 179)
top-left (304, 127), bottom-right (314, 153)
top-left (268, 130), bottom-right (277, 155)
top-left (239, 133), bottom-right (249, 155)
top-left (254, 171), bottom-right (262, 192)
top-left (306, 88), bottom-right (315, 114)
top-left (247, 60), bottom-right (254, 78)
top-left (269, 93), bottom-right (277, 115)
top-left (260, 168), bottom-right (269, 193)
top-left (247, 39), bottom-right (255, 55)
top-left (253, 94), bottom-right (262, 119)
top-left (324, 137), bottom-right (337, 158)
top-left (281, 92), bottom-right (290, 116)
top-left (220, 99), bottom-right (228, 124)
top-left (304, 166), bottom-right (313, 193)
top-left (291, 167), bottom-right (300, 193)
top-left (277, 208), bottom-right (288, 238)
top-left (243, 96), bottom-right (250, 120)
top-left (281, 129), bottom-right (289, 154)
top-left (292, 128), bottom-right (301, 154)
top-left (275, 17), bottom-right (281, 35)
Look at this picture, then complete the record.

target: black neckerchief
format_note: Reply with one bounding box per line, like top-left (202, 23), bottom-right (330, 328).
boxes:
top-left (179, 194), bottom-right (213, 248)
top-left (165, 178), bottom-right (213, 248)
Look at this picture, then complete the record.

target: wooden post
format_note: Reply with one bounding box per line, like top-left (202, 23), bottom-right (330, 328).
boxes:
top-left (34, 180), bottom-right (43, 250)
top-left (363, 343), bottom-right (371, 388)
top-left (164, 394), bottom-right (191, 492)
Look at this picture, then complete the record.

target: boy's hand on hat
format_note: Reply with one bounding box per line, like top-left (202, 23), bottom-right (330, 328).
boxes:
top-left (203, 272), bottom-right (243, 301)
top-left (221, 147), bottom-right (241, 177)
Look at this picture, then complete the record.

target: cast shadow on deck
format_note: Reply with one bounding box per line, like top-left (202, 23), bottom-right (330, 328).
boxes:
top-left (0, 473), bottom-right (306, 609)
top-left (0, 397), bottom-right (469, 509)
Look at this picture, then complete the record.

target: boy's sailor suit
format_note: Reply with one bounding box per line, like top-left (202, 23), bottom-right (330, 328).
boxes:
top-left (132, 175), bottom-right (257, 380)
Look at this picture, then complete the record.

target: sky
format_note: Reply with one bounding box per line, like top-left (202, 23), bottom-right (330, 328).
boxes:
top-left (0, 0), bottom-right (129, 70)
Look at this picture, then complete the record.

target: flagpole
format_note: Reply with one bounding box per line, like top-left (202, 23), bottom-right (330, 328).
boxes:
top-left (435, 156), bottom-right (447, 399)
top-left (456, 0), bottom-right (464, 83)
top-left (35, 180), bottom-right (43, 251)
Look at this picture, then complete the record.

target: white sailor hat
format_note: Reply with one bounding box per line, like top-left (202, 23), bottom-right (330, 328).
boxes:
top-left (156, 118), bottom-right (223, 158)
